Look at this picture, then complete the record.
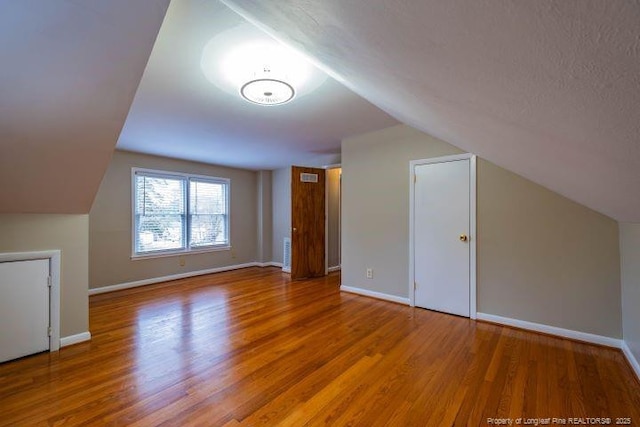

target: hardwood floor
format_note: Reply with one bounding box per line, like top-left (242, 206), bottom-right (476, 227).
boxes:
top-left (1, 267), bottom-right (639, 426)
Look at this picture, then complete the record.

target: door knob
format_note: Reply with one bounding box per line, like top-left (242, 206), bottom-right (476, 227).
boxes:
top-left (293, 228), bottom-right (297, 232)
top-left (459, 234), bottom-right (468, 242)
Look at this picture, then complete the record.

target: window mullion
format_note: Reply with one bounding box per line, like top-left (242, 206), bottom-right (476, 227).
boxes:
top-left (184, 177), bottom-right (189, 251)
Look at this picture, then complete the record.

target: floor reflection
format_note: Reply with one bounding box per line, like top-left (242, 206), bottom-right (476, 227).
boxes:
top-left (134, 289), bottom-right (230, 397)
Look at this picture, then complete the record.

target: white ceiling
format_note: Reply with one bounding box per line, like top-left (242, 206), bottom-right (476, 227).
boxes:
top-left (2, 1), bottom-right (639, 221)
top-left (0, 0), bottom-right (170, 213)
top-left (221, 0), bottom-right (640, 222)
top-left (116, 0), bottom-right (399, 170)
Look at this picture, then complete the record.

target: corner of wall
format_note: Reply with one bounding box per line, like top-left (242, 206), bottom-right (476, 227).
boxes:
top-left (271, 167), bottom-right (292, 264)
top-left (619, 222), bottom-right (640, 379)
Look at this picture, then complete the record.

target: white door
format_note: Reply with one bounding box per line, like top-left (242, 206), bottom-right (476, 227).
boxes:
top-left (0, 259), bottom-right (50, 363)
top-left (414, 159), bottom-right (471, 317)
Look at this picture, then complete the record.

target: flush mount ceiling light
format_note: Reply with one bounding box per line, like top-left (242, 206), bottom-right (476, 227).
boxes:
top-left (201, 24), bottom-right (327, 106)
top-left (240, 77), bottom-right (295, 106)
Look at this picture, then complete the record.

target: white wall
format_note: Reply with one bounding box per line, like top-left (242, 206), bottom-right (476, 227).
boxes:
top-left (342, 125), bottom-right (463, 297)
top-left (0, 214), bottom-right (89, 338)
top-left (257, 170), bottom-right (273, 263)
top-left (342, 124), bottom-right (622, 338)
top-left (271, 167), bottom-right (291, 264)
top-left (89, 151), bottom-right (258, 289)
top-left (620, 223), bottom-right (640, 371)
top-left (477, 158), bottom-right (620, 337)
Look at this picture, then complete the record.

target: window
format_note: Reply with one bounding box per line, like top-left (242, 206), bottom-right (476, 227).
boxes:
top-left (132, 168), bottom-right (229, 257)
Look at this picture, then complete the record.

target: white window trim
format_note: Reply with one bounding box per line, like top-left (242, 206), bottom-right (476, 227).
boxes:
top-left (131, 167), bottom-right (231, 259)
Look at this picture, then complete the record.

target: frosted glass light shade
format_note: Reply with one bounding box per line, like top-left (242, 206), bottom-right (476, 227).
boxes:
top-left (240, 78), bottom-right (295, 106)
top-left (200, 23), bottom-right (328, 106)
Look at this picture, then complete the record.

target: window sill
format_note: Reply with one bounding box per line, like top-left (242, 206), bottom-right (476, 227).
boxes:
top-left (131, 245), bottom-right (231, 261)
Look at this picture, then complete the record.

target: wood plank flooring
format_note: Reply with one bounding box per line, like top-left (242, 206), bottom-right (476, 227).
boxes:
top-left (1, 267), bottom-right (639, 426)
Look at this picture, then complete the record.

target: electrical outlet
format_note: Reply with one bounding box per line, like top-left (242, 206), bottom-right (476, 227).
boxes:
top-left (231, 249), bottom-right (237, 259)
top-left (366, 268), bottom-right (373, 279)
top-left (179, 257), bottom-right (185, 267)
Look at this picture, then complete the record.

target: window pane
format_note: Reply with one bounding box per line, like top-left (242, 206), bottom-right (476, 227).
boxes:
top-left (189, 180), bottom-right (226, 214)
top-left (136, 176), bottom-right (185, 215)
top-left (189, 180), bottom-right (228, 247)
top-left (136, 215), bottom-right (185, 253)
top-left (190, 214), bottom-right (227, 247)
top-left (135, 175), bottom-right (186, 253)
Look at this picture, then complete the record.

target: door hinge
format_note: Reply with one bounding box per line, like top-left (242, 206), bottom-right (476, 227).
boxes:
top-left (47, 276), bottom-right (52, 287)
top-left (414, 281), bottom-right (417, 290)
top-left (414, 174), bottom-right (416, 183)
top-left (47, 327), bottom-right (52, 337)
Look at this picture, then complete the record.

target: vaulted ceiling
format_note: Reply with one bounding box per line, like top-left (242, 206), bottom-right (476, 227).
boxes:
top-left (0, 1), bottom-right (170, 213)
top-left (221, 0), bottom-right (640, 222)
top-left (117, 0), bottom-right (398, 170)
top-left (0, 0), bottom-right (396, 214)
top-left (2, 0), bottom-right (640, 222)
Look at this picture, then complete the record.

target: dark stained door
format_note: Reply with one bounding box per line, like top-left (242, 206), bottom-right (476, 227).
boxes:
top-left (291, 166), bottom-right (326, 279)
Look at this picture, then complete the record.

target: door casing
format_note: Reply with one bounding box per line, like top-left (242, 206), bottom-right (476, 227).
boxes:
top-left (408, 154), bottom-right (477, 319)
top-left (324, 164), bottom-right (341, 275)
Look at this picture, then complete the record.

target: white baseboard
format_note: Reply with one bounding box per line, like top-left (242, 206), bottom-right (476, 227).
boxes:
top-left (476, 313), bottom-right (622, 348)
top-left (282, 267), bottom-right (291, 273)
top-left (89, 262), bottom-right (259, 295)
top-left (257, 261), bottom-right (287, 271)
top-left (328, 265), bottom-right (341, 273)
top-left (622, 341), bottom-right (640, 380)
top-left (60, 331), bottom-right (91, 347)
top-left (340, 285), bottom-right (410, 305)
top-left (255, 261), bottom-right (283, 268)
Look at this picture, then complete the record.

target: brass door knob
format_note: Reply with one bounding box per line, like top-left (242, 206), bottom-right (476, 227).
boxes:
top-left (459, 234), bottom-right (468, 242)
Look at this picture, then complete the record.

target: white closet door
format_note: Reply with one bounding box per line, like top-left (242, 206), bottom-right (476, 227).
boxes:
top-left (0, 259), bottom-right (50, 363)
top-left (414, 159), bottom-right (471, 317)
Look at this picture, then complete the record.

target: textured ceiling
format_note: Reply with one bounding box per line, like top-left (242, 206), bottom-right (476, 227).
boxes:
top-left (117, 0), bottom-right (398, 170)
top-left (221, 0), bottom-right (640, 222)
top-left (0, 0), bottom-right (170, 213)
top-left (4, 1), bottom-right (639, 220)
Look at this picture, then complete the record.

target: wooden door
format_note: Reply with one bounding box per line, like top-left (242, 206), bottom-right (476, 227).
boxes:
top-left (0, 259), bottom-right (50, 363)
top-left (414, 159), bottom-right (471, 317)
top-left (291, 166), bottom-right (325, 279)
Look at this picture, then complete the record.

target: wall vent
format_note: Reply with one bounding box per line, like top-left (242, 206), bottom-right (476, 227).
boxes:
top-left (283, 237), bottom-right (291, 273)
top-left (300, 173), bottom-right (318, 183)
